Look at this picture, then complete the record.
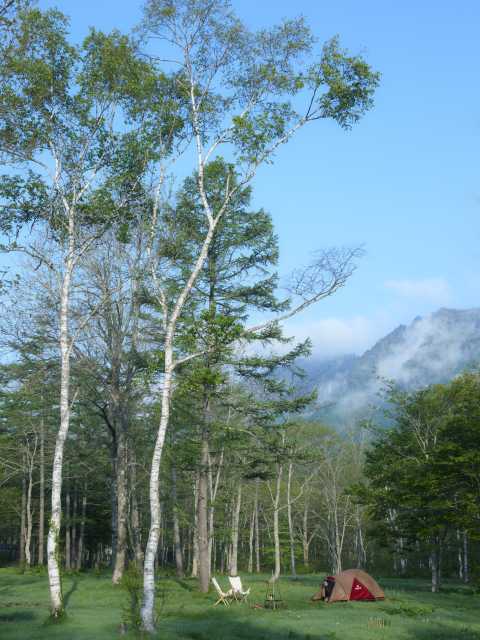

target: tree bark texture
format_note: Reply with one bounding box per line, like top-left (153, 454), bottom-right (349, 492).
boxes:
top-left (76, 487), bottom-right (87, 570)
top-left (171, 465), bottom-right (184, 577)
top-left (65, 488), bottom-right (71, 571)
top-left (140, 364), bottom-right (173, 632)
top-left (112, 429), bottom-right (128, 584)
top-left (287, 463), bottom-right (296, 578)
top-left (272, 464), bottom-right (283, 581)
top-left (19, 469), bottom-right (26, 567)
top-left (197, 433), bottom-right (210, 592)
top-left (38, 420), bottom-right (45, 566)
top-left (229, 482), bottom-right (242, 576)
top-left (47, 255), bottom-right (73, 617)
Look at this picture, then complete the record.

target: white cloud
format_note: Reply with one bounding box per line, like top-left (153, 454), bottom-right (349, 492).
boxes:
top-left (285, 315), bottom-right (387, 359)
top-left (385, 277), bottom-right (451, 303)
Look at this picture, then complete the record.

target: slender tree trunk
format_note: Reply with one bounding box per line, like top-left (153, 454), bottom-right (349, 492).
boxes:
top-left (71, 482), bottom-right (77, 569)
top-left (141, 361), bottom-right (174, 632)
top-left (191, 475), bottom-right (199, 578)
top-left (110, 437), bottom-right (118, 568)
top-left (171, 465), bottom-right (184, 578)
top-left (141, 209), bottom-right (218, 631)
top-left (19, 468), bottom-right (26, 567)
top-left (65, 488), bottom-right (71, 571)
top-left (25, 443), bottom-right (36, 567)
top-left (272, 464), bottom-right (283, 581)
top-left (219, 543), bottom-right (225, 573)
top-left (430, 546), bottom-right (440, 593)
top-left (355, 507), bottom-right (367, 568)
top-left (399, 538), bottom-right (407, 575)
top-left (255, 479), bottom-right (260, 573)
top-left (76, 486), bottom-right (87, 571)
top-left (302, 497), bottom-right (309, 568)
top-left (131, 497), bottom-right (144, 569)
top-left (38, 420), bottom-right (45, 566)
top-left (130, 458), bottom-right (144, 569)
top-left (463, 532), bottom-right (469, 583)
top-left (47, 253), bottom-right (74, 617)
top-left (286, 463), bottom-right (296, 578)
top-left (229, 482), bottom-right (242, 576)
top-left (457, 529), bottom-right (463, 580)
top-left (207, 448), bottom-right (223, 570)
top-left (197, 432), bottom-right (210, 592)
top-left (333, 497), bottom-right (341, 574)
top-left (112, 429), bottom-right (128, 584)
top-left (248, 501), bottom-right (255, 573)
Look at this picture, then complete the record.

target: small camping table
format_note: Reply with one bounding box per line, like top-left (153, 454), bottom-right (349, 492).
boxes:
top-left (264, 579), bottom-right (286, 610)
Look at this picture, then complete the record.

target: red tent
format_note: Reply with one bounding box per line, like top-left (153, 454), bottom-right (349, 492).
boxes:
top-left (311, 569), bottom-right (385, 603)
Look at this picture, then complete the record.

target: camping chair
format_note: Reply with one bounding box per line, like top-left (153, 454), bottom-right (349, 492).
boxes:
top-left (212, 577), bottom-right (233, 607)
top-left (228, 575), bottom-right (251, 603)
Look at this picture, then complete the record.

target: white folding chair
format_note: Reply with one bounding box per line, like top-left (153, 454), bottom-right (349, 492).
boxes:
top-left (228, 575), bottom-right (251, 603)
top-left (212, 577), bottom-right (233, 607)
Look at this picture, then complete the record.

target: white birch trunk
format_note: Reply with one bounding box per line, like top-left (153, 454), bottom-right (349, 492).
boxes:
top-left (140, 48), bottom-right (270, 622)
top-left (140, 363), bottom-right (173, 632)
top-left (254, 479), bottom-right (260, 573)
top-left (302, 497), bottom-right (309, 568)
top-left (248, 501), bottom-right (255, 573)
top-left (272, 464), bottom-right (283, 581)
top-left (24, 439), bottom-right (36, 567)
top-left (38, 420), bottom-right (45, 566)
top-left (47, 251), bottom-right (73, 617)
top-left (191, 475), bottom-right (199, 578)
top-left (19, 463), bottom-right (26, 567)
top-left (229, 482), bottom-right (242, 576)
top-left (207, 448), bottom-right (223, 571)
top-left (287, 463), bottom-right (296, 578)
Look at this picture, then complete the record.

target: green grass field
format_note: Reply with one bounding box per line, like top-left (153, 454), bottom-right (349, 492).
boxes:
top-left (0, 569), bottom-right (478, 639)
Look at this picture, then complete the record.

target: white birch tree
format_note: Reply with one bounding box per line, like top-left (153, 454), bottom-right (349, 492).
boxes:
top-left (0, 9), bottom-right (161, 616)
top-left (139, 0), bottom-right (379, 629)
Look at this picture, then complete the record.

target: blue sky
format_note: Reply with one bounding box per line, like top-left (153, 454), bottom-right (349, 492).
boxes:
top-left (34, 0), bottom-right (480, 357)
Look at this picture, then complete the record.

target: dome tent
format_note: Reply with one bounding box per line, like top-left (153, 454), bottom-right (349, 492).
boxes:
top-left (311, 569), bottom-right (385, 603)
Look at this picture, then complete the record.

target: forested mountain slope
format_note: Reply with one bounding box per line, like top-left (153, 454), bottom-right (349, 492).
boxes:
top-left (306, 308), bottom-right (480, 426)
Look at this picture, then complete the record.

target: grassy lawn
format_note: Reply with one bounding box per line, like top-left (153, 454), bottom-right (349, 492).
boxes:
top-left (0, 569), bottom-right (479, 639)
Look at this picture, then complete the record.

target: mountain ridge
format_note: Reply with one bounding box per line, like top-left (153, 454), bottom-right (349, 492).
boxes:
top-left (305, 307), bottom-right (480, 426)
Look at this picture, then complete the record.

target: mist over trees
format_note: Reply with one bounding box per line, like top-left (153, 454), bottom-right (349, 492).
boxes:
top-left (0, 0), bottom-right (478, 636)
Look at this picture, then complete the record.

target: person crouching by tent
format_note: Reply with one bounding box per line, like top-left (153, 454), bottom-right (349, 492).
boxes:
top-left (320, 577), bottom-right (336, 603)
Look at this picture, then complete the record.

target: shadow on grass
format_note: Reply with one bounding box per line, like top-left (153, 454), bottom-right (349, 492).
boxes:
top-left (437, 585), bottom-right (477, 596)
top-left (63, 578), bottom-right (79, 608)
top-left (177, 617), bottom-right (336, 640)
top-left (0, 610), bottom-right (36, 623)
top-left (164, 604), bottom-right (338, 640)
top-left (173, 578), bottom-right (198, 593)
top-left (0, 575), bottom-right (40, 589)
top-left (407, 625), bottom-right (480, 640)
